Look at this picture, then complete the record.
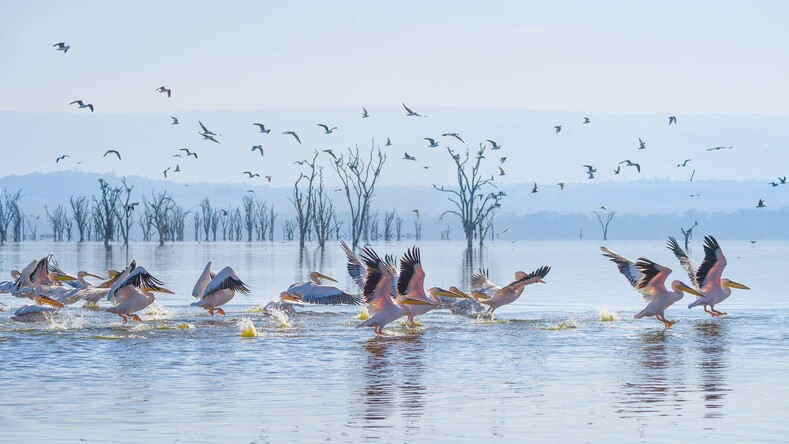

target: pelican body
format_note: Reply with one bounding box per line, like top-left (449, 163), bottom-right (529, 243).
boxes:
top-left (471, 266), bottom-right (551, 314)
top-left (191, 262), bottom-right (250, 316)
top-left (11, 295), bottom-right (65, 323)
top-left (287, 271), bottom-right (361, 305)
top-left (667, 236), bottom-right (750, 317)
top-left (395, 246), bottom-right (458, 324)
top-left (264, 292), bottom-right (307, 316)
top-left (601, 246), bottom-right (703, 327)
top-left (105, 260), bottom-right (173, 323)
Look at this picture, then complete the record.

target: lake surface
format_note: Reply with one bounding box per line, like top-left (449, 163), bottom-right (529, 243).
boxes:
top-left (0, 240), bottom-right (786, 443)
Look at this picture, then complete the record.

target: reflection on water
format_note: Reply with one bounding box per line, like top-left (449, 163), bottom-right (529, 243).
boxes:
top-left (694, 321), bottom-right (730, 419)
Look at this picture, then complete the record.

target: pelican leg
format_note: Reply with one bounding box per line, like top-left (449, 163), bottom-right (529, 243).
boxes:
top-left (216, 308), bottom-right (226, 316)
top-left (119, 314), bottom-right (128, 324)
top-left (208, 308), bottom-right (215, 316)
top-left (656, 314), bottom-right (673, 328)
top-left (374, 325), bottom-right (387, 336)
top-left (131, 315), bottom-right (142, 323)
top-left (703, 305), bottom-right (716, 317)
top-left (711, 306), bottom-right (727, 316)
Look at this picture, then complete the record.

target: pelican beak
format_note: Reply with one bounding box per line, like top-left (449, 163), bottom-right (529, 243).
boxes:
top-left (435, 288), bottom-right (464, 298)
top-left (537, 279), bottom-right (547, 284)
top-left (448, 286), bottom-right (471, 299)
top-left (471, 291), bottom-right (490, 302)
top-left (725, 280), bottom-right (751, 290)
top-left (317, 273), bottom-right (337, 283)
top-left (85, 272), bottom-right (104, 280)
top-left (281, 292), bottom-right (306, 306)
top-left (404, 297), bottom-right (434, 306)
top-left (53, 273), bottom-right (77, 282)
top-left (678, 283), bottom-right (703, 297)
top-left (144, 287), bottom-right (174, 294)
top-left (35, 295), bottom-right (65, 308)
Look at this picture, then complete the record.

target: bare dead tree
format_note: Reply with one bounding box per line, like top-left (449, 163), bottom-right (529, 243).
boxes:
top-left (312, 170), bottom-right (337, 247)
top-left (200, 198), bottom-right (212, 241)
top-left (290, 151), bottom-right (319, 248)
top-left (330, 142), bottom-right (386, 247)
top-left (209, 208), bottom-right (220, 241)
top-left (368, 210), bottom-right (380, 241)
top-left (230, 208), bottom-right (243, 241)
top-left (681, 221), bottom-right (699, 250)
top-left (242, 195), bottom-right (255, 242)
top-left (25, 215), bottom-right (38, 241)
top-left (145, 191), bottom-right (175, 246)
top-left (283, 219), bottom-right (296, 241)
top-left (139, 208), bottom-right (153, 242)
top-left (594, 210), bottom-right (616, 241)
top-left (93, 179), bottom-right (122, 246)
top-left (441, 223), bottom-right (452, 240)
top-left (220, 208), bottom-right (230, 241)
top-left (383, 210), bottom-right (395, 241)
top-left (70, 196), bottom-right (89, 242)
top-left (395, 213), bottom-right (403, 241)
top-left (192, 212), bottom-right (201, 241)
top-left (268, 206), bottom-right (277, 241)
top-left (255, 200), bottom-right (270, 241)
top-left (169, 205), bottom-right (189, 242)
top-left (45, 205), bottom-right (68, 241)
top-left (114, 178), bottom-right (138, 246)
top-left (479, 208), bottom-right (498, 246)
top-left (0, 189), bottom-right (23, 245)
top-left (433, 144), bottom-right (503, 248)
top-left (414, 217), bottom-right (422, 241)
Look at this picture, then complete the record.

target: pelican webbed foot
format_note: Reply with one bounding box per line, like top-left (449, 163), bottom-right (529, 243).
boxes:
top-left (132, 315), bottom-right (142, 323)
top-left (208, 308), bottom-right (215, 316)
top-left (216, 308), bottom-right (226, 316)
top-left (119, 314), bottom-right (128, 324)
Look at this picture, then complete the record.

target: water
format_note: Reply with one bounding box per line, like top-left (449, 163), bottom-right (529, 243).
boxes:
top-left (0, 240), bottom-right (786, 443)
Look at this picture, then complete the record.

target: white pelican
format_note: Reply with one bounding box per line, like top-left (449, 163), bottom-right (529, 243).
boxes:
top-left (601, 246), bottom-right (702, 327)
top-left (395, 246), bottom-right (458, 324)
top-left (191, 262), bottom-right (250, 316)
top-left (0, 270), bottom-right (21, 293)
top-left (470, 266), bottom-right (551, 315)
top-left (667, 236), bottom-right (750, 317)
top-left (81, 270), bottom-right (122, 306)
top-left (356, 246), bottom-right (431, 335)
top-left (105, 261), bottom-right (173, 323)
top-left (42, 271), bottom-right (105, 305)
top-left (11, 295), bottom-right (65, 323)
top-left (339, 240), bottom-right (399, 297)
top-left (264, 292), bottom-right (307, 316)
top-left (287, 271), bottom-right (361, 305)
top-left (12, 255), bottom-right (74, 296)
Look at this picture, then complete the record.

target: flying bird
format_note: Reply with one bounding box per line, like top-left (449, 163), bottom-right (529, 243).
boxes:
top-left (619, 160), bottom-right (641, 173)
top-left (403, 152), bottom-right (416, 161)
top-left (322, 149), bottom-right (337, 160)
top-left (412, 209), bottom-right (419, 218)
top-left (757, 199), bottom-right (766, 208)
top-left (677, 159), bottom-right (691, 167)
top-left (424, 138), bottom-right (439, 147)
top-left (362, 107), bottom-right (369, 118)
top-left (180, 148), bottom-right (198, 159)
top-left (55, 155), bottom-right (70, 163)
top-left (499, 167), bottom-right (506, 176)
top-left (583, 117), bottom-right (590, 124)
top-left (198, 121), bottom-right (216, 136)
top-left (587, 171), bottom-right (595, 179)
top-left (163, 167), bottom-right (171, 178)
top-left (317, 124), bottom-right (337, 134)
top-left (669, 116), bottom-right (677, 125)
top-left (385, 137), bottom-right (392, 146)
top-left (583, 165), bottom-right (597, 173)
top-left (243, 171), bottom-right (260, 178)
top-left (613, 165), bottom-right (621, 175)
top-left (170, 116), bottom-right (179, 125)
top-left (69, 100), bottom-right (94, 112)
top-left (53, 42), bottom-right (70, 53)
top-left (200, 133), bottom-right (220, 143)
top-left (174, 164), bottom-right (181, 172)
top-left (442, 133), bottom-right (466, 144)
top-left (265, 176), bottom-right (272, 183)
top-left (191, 262), bottom-right (250, 316)
top-left (486, 139), bottom-right (501, 150)
top-left (103, 149), bottom-right (121, 160)
top-left (155, 86), bottom-right (171, 97)
top-left (253, 123), bottom-right (271, 133)
top-left (707, 146), bottom-right (733, 151)
top-left (778, 176), bottom-right (787, 185)
top-left (468, 267), bottom-right (551, 315)
top-left (554, 125), bottom-right (562, 133)
top-left (499, 157), bottom-right (507, 164)
top-left (251, 145), bottom-right (264, 156)
top-left (403, 103), bottom-right (422, 117)
top-left (557, 183), bottom-right (565, 190)
top-left (638, 138), bottom-right (646, 150)
top-left (769, 181), bottom-right (779, 187)
top-left (531, 183), bottom-right (537, 193)
top-left (283, 131), bottom-right (301, 144)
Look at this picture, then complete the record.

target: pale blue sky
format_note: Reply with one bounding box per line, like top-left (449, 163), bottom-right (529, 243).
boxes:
top-left (1, 1), bottom-right (787, 115)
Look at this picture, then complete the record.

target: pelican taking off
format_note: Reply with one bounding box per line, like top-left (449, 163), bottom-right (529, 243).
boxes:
top-left (191, 262), bottom-right (250, 316)
top-left (470, 266), bottom-right (551, 315)
top-left (105, 260), bottom-right (173, 323)
top-left (339, 239), bottom-right (401, 297)
top-left (396, 246), bottom-right (459, 324)
top-left (287, 272), bottom-right (361, 305)
top-left (11, 296), bottom-right (65, 323)
top-left (601, 246), bottom-right (702, 327)
top-left (667, 236), bottom-right (750, 317)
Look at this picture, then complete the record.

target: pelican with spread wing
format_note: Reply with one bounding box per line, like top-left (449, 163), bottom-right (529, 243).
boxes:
top-left (667, 236), bottom-right (750, 316)
top-left (105, 260), bottom-right (173, 323)
top-left (601, 246), bottom-right (702, 327)
top-left (339, 240), bottom-right (399, 297)
top-left (191, 262), bottom-right (251, 316)
top-left (287, 271), bottom-right (361, 305)
top-left (356, 246), bottom-right (432, 335)
top-left (396, 246), bottom-right (459, 324)
top-left (470, 266), bottom-right (551, 315)
top-left (11, 295), bottom-right (65, 323)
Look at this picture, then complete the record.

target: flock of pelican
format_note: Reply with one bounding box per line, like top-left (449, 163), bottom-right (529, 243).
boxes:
top-left (0, 236), bottom-right (747, 332)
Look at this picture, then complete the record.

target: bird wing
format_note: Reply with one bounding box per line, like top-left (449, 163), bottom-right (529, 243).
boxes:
top-left (192, 262), bottom-right (213, 298)
top-left (500, 266), bottom-right (551, 294)
top-left (403, 103), bottom-right (414, 113)
top-left (633, 258), bottom-right (670, 301)
top-left (600, 247), bottom-right (645, 292)
top-left (634, 163), bottom-right (641, 173)
top-left (397, 247), bottom-right (424, 296)
top-left (340, 240), bottom-right (366, 290)
top-left (199, 121), bottom-right (209, 133)
top-left (360, 246), bottom-right (396, 314)
top-left (318, 124), bottom-right (329, 131)
top-left (122, 266), bottom-right (167, 292)
top-left (667, 236), bottom-right (700, 289)
top-left (471, 269), bottom-right (502, 298)
top-left (696, 236), bottom-right (727, 292)
top-left (204, 267), bottom-right (250, 298)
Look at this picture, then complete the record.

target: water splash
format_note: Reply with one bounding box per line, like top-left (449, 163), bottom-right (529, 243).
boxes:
top-left (357, 307), bottom-right (370, 320)
top-left (49, 311), bottom-right (86, 330)
top-left (546, 319), bottom-right (579, 330)
top-left (599, 310), bottom-right (620, 322)
top-left (237, 318), bottom-right (259, 337)
top-left (247, 304), bottom-right (267, 313)
top-left (266, 307), bottom-right (291, 328)
top-left (177, 323), bottom-right (195, 329)
top-left (144, 301), bottom-right (169, 318)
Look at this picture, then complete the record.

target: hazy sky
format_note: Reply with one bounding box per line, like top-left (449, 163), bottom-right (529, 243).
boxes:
top-left (1, 1), bottom-right (788, 115)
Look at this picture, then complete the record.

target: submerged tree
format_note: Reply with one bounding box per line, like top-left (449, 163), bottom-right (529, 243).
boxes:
top-left (145, 191), bottom-right (175, 246)
top-left (114, 178), bottom-right (138, 246)
top-left (312, 170), bottom-right (337, 247)
top-left (0, 189), bottom-right (23, 245)
top-left (433, 144), bottom-right (503, 248)
top-left (70, 196), bottom-right (90, 242)
top-left (93, 179), bottom-right (122, 246)
top-left (330, 142), bottom-right (386, 247)
top-left (290, 151), bottom-right (319, 248)
top-left (594, 210), bottom-right (616, 241)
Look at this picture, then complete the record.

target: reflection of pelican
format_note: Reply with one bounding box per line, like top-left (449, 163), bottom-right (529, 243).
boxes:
top-left (11, 295), bottom-right (65, 322)
top-left (395, 246), bottom-right (458, 324)
top-left (470, 266), bottom-right (551, 315)
top-left (191, 262), bottom-right (250, 316)
top-left (287, 272), bottom-right (361, 305)
top-left (105, 261), bottom-right (173, 323)
top-left (667, 236), bottom-right (750, 317)
top-left (694, 321), bottom-right (729, 415)
top-left (357, 246), bottom-right (431, 335)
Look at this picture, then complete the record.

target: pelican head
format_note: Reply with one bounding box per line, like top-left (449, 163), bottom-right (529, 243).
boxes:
top-left (723, 279), bottom-right (750, 290)
top-left (107, 270), bottom-right (121, 278)
top-left (10, 270), bottom-right (21, 279)
top-left (309, 272), bottom-right (337, 284)
top-left (34, 295), bottom-right (65, 308)
top-left (672, 280), bottom-right (704, 297)
top-left (280, 291), bottom-right (306, 306)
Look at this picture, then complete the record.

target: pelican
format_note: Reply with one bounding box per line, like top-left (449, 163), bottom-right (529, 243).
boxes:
top-left (56, 154), bottom-right (69, 163)
top-left (554, 125), bottom-right (561, 133)
top-left (70, 100), bottom-right (94, 112)
top-left (45, 271), bottom-right (105, 305)
top-left (180, 148), bottom-right (198, 158)
top-left (318, 123), bottom-right (337, 134)
top-left (199, 121), bottom-right (216, 136)
top-left (105, 260), bottom-right (174, 323)
top-left (253, 123), bottom-right (271, 133)
top-left (669, 115), bottom-right (677, 125)
top-left (583, 117), bottom-right (590, 124)
top-left (283, 131), bottom-right (301, 144)
top-left (53, 42), bottom-right (70, 53)
top-left (103, 149), bottom-right (121, 160)
top-left (619, 159), bottom-right (641, 173)
top-left (667, 236), bottom-right (750, 317)
top-left (82, 270), bottom-right (122, 306)
top-left (442, 133), bottom-right (466, 144)
top-left (424, 138), bottom-right (439, 148)
top-left (191, 262), bottom-right (250, 316)
top-left (156, 86), bottom-right (171, 97)
top-left (403, 103), bottom-right (422, 117)
top-left (287, 272), bottom-right (361, 305)
top-left (601, 246), bottom-right (702, 327)
top-left (443, 286), bottom-right (487, 316)
top-left (362, 107), bottom-right (369, 118)
top-left (264, 292), bottom-right (307, 316)
top-left (0, 270), bottom-right (21, 293)
top-left (486, 139), bottom-right (501, 150)
top-left (471, 266), bottom-right (551, 315)
top-left (356, 246), bottom-right (431, 335)
top-left (638, 138), bottom-right (646, 150)
top-left (251, 145), bottom-right (264, 156)
top-left (403, 152), bottom-right (416, 161)
top-left (171, 116), bottom-right (179, 125)
top-left (396, 246), bottom-right (459, 324)
top-left (11, 296), bottom-right (65, 323)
